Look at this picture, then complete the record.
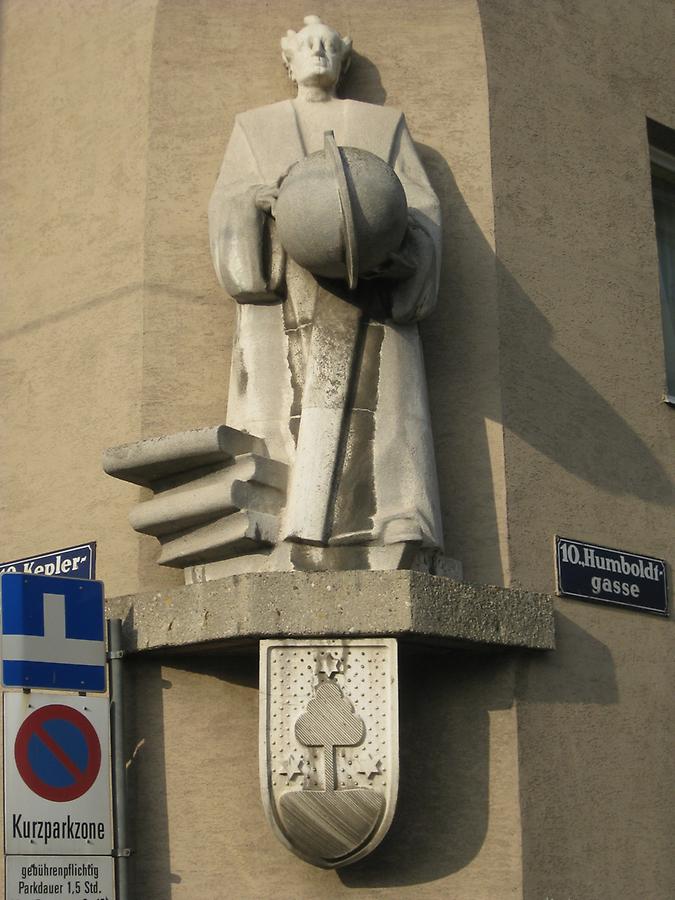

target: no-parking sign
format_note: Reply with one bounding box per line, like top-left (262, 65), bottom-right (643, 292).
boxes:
top-left (3, 693), bottom-right (112, 855)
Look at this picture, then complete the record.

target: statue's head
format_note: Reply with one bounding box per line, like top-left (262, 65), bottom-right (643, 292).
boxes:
top-left (281, 15), bottom-right (352, 93)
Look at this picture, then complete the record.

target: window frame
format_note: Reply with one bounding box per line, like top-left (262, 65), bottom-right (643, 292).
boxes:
top-left (649, 143), bottom-right (675, 406)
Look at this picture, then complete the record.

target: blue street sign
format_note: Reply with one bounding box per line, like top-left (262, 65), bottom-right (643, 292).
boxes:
top-left (0, 542), bottom-right (96, 580)
top-left (0, 574), bottom-right (106, 692)
top-left (555, 536), bottom-right (669, 616)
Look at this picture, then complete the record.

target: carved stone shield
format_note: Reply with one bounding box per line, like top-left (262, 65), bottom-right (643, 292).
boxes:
top-left (259, 638), bottom-right (398, 868)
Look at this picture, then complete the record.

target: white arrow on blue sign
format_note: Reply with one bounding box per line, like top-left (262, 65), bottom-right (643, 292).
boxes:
top-left (0, 574), bottom-right (106, 692)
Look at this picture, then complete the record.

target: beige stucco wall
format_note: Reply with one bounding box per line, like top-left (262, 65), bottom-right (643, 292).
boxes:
top-left (477, 1), bottom-right (675, 898)
top-left (479, 0), bottom-right (675, 593)
top-left (0, 0), bottom-right (160, 597)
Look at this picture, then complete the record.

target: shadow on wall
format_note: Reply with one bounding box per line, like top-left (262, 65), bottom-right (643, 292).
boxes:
top-left (122, 599), bottom-right (260, 900)
top-left (418, 142), bottom-right (674, 529)
top-left (341, 52), bottom-right (387, 106)
top-left (516, 611), bottom-right (619, 706)
top-left (339, 647), bottom-right (513, 888)
top-left (124, 657), bottom-right (177, 896)
top-left (340, 617), bottom-right (619, 890)
top-left (514, 612), bottom-right (628, 900)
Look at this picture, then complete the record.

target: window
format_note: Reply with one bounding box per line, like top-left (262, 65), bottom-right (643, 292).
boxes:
top-left (649, 120), bottom-right (675, 404)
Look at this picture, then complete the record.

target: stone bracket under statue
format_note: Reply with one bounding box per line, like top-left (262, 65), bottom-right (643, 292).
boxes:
top-left (103, 424), bottom-right (461, 583)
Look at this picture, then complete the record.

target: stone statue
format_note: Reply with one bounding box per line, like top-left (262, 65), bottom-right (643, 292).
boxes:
top-left (209, 14), bottom-right (442, 565)
top-left (103, 15), bottom-right (452, 582)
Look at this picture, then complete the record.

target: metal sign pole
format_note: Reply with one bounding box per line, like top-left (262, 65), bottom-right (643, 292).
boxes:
top-left (108, 618), bottom-right (131, 900)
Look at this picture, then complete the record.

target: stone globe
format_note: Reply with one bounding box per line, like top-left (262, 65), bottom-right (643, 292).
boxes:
top-left (274, 133), bottom-right (408, 288)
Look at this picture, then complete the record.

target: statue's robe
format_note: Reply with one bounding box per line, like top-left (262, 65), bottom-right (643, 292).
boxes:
top-left (209, 98), bottom-right (443, 550)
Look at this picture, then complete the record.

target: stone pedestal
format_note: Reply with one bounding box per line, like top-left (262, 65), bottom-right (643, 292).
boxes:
top-left (106, 571), bottom-right (555, 654)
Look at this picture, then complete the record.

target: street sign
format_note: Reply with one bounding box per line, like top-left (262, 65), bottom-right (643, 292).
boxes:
top-left (555, 536), bottom-right (669, 616)
top-left (6, 855), bottom-right (114, 900)
top-left (0, 573), bottom-right (106, 692)
top-left (4, 693), bottom-right (112, 855)
top-left (0, 543), bottom-right (96, 580)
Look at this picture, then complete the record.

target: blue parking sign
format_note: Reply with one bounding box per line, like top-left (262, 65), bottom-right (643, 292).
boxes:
top-left (0, 574), bottom-right (106, 692)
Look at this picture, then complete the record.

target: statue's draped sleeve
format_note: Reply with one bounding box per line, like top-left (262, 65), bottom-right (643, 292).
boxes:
top-left (208, 116), bottom-right (284, 303)
top-left (389, 116), bottom-right (442, 324)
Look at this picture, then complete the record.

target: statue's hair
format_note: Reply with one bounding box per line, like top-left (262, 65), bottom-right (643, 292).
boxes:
top-left (281, 15), bottom-right (353, 83)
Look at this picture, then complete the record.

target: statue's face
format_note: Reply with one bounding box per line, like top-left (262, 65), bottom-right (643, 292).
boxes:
top-left (288, 23), bottom-right (343, 89)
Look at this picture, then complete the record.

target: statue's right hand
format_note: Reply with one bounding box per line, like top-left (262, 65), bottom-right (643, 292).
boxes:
top-left (254, 184), bottom-right (280, 217)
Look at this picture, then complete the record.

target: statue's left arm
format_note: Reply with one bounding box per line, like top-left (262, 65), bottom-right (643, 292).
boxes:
top-left (388, 116), bottom-right (442, 324)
